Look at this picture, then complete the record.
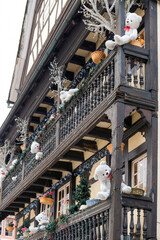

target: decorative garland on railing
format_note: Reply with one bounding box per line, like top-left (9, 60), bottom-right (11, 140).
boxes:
top-left (29, 106), bottom-right (56, 143)
top-left (58, 61), bottom-right (102, 113)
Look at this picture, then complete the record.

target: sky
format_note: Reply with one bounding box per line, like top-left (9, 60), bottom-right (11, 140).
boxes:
top-left (0, 1), bottom-right (27, 127)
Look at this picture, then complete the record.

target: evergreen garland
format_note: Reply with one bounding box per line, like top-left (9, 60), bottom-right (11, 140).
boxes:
top-left (69, 175), bottom-right (91, 214)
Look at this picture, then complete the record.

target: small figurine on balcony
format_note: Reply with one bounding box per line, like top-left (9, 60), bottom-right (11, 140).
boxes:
top-left (60, 88), bottom-right (79, 104)
top-left (0, 167), bottom-right (7, 189)
top-left (106, 12), bottom-right (142, 50)
top-left (30, 141), bottom-right (43, 160)
top-left (35, 212), bottom-right (49, 230)
top-left (94, 161), bottom-right (131, 200)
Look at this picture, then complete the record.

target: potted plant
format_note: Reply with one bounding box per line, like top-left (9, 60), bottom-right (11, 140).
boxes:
top-left (39, 191), bottom-right (54, 206)
top-left (6, 221), bottom-right (14, 232)
top-left (91, 50), bottom-right (106, 64)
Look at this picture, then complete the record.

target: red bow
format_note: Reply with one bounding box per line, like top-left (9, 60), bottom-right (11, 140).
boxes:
top-left (124, 26), bottom-right (130, 32)
top-left (2, 173), bottom-right (5, 175)
top-left (108, 173), bottom-right (111, 179)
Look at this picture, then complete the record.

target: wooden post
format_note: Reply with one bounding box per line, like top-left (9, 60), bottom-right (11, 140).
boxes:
top-left (69, 174), bottom-right (76, 207)
top-left (145, 0), bottom-right (158, 95)
top-left (106, 101), bottom-right (125, 239)
top-left (146, 113), bottom-right (157, 238)
top-left (114, 0), bottom-right (125, 88)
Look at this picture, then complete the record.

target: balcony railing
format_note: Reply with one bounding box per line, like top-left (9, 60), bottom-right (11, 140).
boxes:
top-left (1, 46), bottom-right (150, 203)
top-left (23, 195), bottom-right (152, 240)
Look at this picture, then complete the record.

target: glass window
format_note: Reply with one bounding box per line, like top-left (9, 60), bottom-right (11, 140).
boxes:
top-left (131, 153), bottom-right (147, 193)
top-left (57, 182), bottom-right (70, 217)
top-left (5, 219), bottom-right (14, 237)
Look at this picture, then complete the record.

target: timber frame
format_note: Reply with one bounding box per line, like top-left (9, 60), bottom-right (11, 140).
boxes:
top-left (0, 0), bottom-right (158, 239)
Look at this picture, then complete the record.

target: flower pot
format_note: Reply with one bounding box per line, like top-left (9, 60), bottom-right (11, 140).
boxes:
top-left (91, 51), bottom-right (106, 64)
top-left (39, 197), bottom-right (53, 206)
top-left (6, 226), bottom-right (14, 231)
top-left (131, 188), bottom-right (144, 196)
top-left (107, 143), bottom-right (125, 154)
top-left (129, 40), bottom-right (143, 48)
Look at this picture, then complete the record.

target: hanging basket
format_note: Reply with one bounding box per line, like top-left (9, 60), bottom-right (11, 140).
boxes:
top-left (129, 40), bottom-right (143, 48)
top-left (6, 226), bottom-right (14, 232)
top-left (107, 142), bottom-right (125, 154)
top-left (39, 197), bottom-right (53, 206)
top-left (91, 51), bottom-right (106, 64)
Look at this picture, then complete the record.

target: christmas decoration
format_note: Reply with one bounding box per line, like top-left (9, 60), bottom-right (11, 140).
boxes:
top-left (30, 141), bottom-right (43, 160)
top-left (15, 117), bottom-right (29, 150)
top-left (106, 12), bottom-right (142, 50)
top-left (81, 0), bottom-right (144, 37)
top-left (69, 175), bottom-right (91, 214)
top-left (94, 161), bottom-right (131, 200)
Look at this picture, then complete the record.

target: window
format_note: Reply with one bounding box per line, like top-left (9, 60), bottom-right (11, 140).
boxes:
top-left (131, 153), bottom-right (147, 193)
top-left (57, 182), bottom-right (70, 217)
top-left (5, 219), bottom-right (14, 237)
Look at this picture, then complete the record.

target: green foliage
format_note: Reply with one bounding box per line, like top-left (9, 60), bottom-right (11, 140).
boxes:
top-left (17, 218), bottom-right (30, 236)
top-left (69, 175), bottom-right (91, 214)
top-left (58, 214), bottom-right (68, 226)
top-left (46, 220), bottom-right (57, 234)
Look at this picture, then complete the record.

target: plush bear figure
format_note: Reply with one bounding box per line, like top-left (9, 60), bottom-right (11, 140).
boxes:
top-left (60, 88), bottom-right (79, 104)
top-left (35, 212), bottom-right (49, 230)
top-left (106, 12), bottom-right (142, 50)
top-left (30, 141), bottom-right (43, 160)
top-left (94, 161), bottom-right (131, 200)
top-left (0, 167), bottom-right (7, 189)
top-left (29, 226), bottom-right (39, 234)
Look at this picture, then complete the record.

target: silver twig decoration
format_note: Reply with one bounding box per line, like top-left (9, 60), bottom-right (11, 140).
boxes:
top-left (15, 117), bottom-right (29, 150)
top-left (81, 0), bottom-right (143, 37)
top-left (0, 139), bottom-right (15, 168)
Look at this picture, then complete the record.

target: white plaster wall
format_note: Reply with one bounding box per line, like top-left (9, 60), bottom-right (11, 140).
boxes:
top-left (157, 2), bottom-right (160, 239)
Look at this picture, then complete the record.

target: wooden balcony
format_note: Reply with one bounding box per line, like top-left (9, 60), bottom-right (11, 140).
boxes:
top-left (22, 195), bottom-right (152, 240)
top-left (1, 45), bottom-right (153, 209)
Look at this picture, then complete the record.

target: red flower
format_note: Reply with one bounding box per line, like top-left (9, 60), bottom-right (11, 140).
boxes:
top-left (22, 227), bottom-right (27, 232)
top-left (43, 193), bottom-right (47, 197)
top-left (38, 146), bottom-right (41, 150)
top-left (2, 173), bottom-right (5, 175)
top-left (44, 125), bottom-right (46, 128)
top-left (38, 135), bottom-right (40, 138)
top-left (49, 192), bottom-right (53, 195)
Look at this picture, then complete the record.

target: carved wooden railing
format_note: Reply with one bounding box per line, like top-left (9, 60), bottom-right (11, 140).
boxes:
top-left (123, 44), bottom-right (149, 89)
top-left (2, 162), bottom-right (22, 200)
top-left (121, 194), bottom-right (152, 240)
top-left (23, 195), bottom-right (153, 240)
top-left (24, 126), bottom-right (56, 178)
top-left (59, 51), bottom-right (116, 142)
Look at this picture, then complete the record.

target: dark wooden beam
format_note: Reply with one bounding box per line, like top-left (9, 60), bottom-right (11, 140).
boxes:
top-left (20, 193), bottom-right (37, 199)
top-left (62, 150), bottom-right (84, 162)
top-left (5, 207), bottom-right (19, 212)
top-left (79, 40), bottom-right (96, 52)
top-left (74, 139), bottom-right (97, 152)
top-left (10, 203), bottom-right (25, 208)
top-left (70, 55), bottom-right (85, 67)
top-left (35, 107), bottom-right (47, 115)
top-left (29, 126), bottom-right (34, 133)
top-left (65, 70), bottom-right (74, 81)
top-left (41, 171), bottom-right (62, 180)
top-left (32, 179), bottom-right (52, 187)
top-left (42, 97), bottom-right (54, 106)
top-left (86, 127), bottom-right (111, 140)
top-left (50, 161), bottom-right (72, 172)
top-left (30, 116), bottom-right (40, 124)
top-left (25, 186), bottom-right (44, 194)
top-left (14, 198), bottom-right (30, 204)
